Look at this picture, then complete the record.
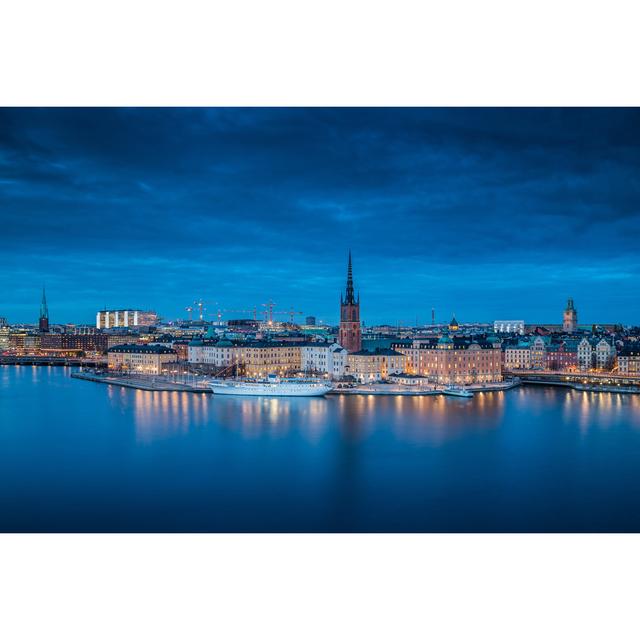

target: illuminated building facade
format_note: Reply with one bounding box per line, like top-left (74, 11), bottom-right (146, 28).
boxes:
top-left (503, 341), bottom-right (533, 370)
top-left (393, 335), bottom-right (502, 384)
top-left (107, 344), bottom-right (177, 374)
top-left (300, 342), bottom-right (347, 378)
top-left (346, 348), bottom-right (405, 383)
top-left (339, 252), bottom-right (361, 353)
top-left (96, 309), bottom-right (158, 329)
top-left (545, 342), bottom-right (578, 371)
top-left (494, 320), bottom-right (525, 334)
top-left (235, 342), bottom-right (302, 376)
top-left (39, 333), bottom-right (109, 354)
top-left (577, 336), bottom-right (616, 371)
top-left (618, 347), bottom-right (640, 376)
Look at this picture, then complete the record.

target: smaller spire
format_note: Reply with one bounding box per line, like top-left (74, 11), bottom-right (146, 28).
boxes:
top-left (40, 286), bottom-right (49, 320)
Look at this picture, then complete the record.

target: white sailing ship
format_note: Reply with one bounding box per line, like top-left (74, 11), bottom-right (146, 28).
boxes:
top-left (210, 374), bottom-right (332, 397)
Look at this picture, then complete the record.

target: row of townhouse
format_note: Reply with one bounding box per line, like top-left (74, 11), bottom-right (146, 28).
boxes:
top-left (617, 345), bottom-right (640, 375)
top-left (188, 339), bottom-right (350, 379)
top-left (503, 335), bottom-right (616, 372)
top-left (187, 338), bottom-right (407, 383)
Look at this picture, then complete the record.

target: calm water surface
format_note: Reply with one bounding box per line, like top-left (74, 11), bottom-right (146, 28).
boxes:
top-left (2, 366), bottom-right (640, 532)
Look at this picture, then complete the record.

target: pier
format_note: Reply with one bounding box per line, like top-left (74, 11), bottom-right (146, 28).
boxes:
top-left (508, 370), bottom-right (640, 393)
top-left (0, 356), bottom-right (105, 367)
top-left (71, 371), bottom-right (212, 392)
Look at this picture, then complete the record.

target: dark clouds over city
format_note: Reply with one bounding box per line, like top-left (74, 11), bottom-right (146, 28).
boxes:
top-left (1, 107), bottom-right (639, 325)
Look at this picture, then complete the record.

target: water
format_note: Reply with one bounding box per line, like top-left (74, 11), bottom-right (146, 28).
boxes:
top-left (1, 366), bottom-right (640, 532)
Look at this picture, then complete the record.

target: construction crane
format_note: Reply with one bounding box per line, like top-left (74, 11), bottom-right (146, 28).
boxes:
top-left (193, 299), bottom-right (216, 322)
top-left (270, 307), bottom-right (304, 324)
top-left (262, 300), bottom-right (276, 325)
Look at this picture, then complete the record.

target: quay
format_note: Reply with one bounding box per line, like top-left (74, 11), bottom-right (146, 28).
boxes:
top-left (329, 379), bottom-right (521, 396)
top-left (509, 370), bottom-right (640, 393)
top-left (71, 371), bottom-right (212, 392)
top-left (71, 371), bottom-right (522, 396)
top-left (1, 356), bottom-right (105, 367)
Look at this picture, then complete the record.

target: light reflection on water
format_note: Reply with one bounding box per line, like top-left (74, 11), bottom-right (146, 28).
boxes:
top-left (94, 382), bottom-right (640, 445)
top-left (3, 366), bottom-right (640, 531)
top-left (117, 387), bottom-right (514, 445)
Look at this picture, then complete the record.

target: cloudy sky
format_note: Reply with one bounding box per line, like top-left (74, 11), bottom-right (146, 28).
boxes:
top-left (1, 108), bottom-right (639, 326)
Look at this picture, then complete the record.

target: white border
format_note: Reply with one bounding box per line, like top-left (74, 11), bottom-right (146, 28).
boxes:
top-left (1, 534), bottom-right (638, 639)
top-left (1, 0), bottom-right (639, 106)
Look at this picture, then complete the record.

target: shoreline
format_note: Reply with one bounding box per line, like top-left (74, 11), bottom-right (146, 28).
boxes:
top-left (70, 371), bottom-right (640, 395)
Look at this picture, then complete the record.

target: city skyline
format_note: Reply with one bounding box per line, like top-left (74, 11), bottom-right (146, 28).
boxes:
top-left (2, 108), bottom-right (640, 324)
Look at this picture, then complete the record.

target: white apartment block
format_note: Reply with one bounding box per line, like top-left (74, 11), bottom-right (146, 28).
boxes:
top-left (300, 342), bottom-right (348, 379)
top-left (188, 340), bottom-right (238, 369)
top-left (504, 345), bottom-right (532, 370)
top-left (577, 337), bottom-right (616, 371)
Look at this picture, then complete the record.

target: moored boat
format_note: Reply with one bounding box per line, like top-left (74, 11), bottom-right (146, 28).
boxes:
top-left (210, 373), bottom-right (332, 397)
top-left (442, 385), bottom-right (474, 398)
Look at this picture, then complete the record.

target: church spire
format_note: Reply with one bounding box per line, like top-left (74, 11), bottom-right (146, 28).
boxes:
top-left (39, 286), bottom-right (50, 332)
top-left (40, 286), bottom-right (49, 320)
top-left (344, 250), bottom-right (356, 305)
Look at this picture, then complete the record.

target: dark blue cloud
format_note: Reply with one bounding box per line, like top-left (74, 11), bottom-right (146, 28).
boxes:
top-left (1, 108), bottom-right (639, 325)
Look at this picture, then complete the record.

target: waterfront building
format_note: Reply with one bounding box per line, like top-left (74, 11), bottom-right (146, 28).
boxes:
top-left (346, 348), bottom-right (405, 383)
top-left (235, 342), bottom-right (303, 377)
top-left (503, 340), bottom-right (532, 370)
top-left (8, 332), bottom-right (40, 354)
top-left (399, 335), bottom-right (502, 385)
top-left (107, 344), bottom-right (177, 374)
top-left (390, 339), bottom-right (421, 373)
top-left (577, 336), bottom-right (592, 370)
top-left (38, 287), bottom-right (49, 333)
top-left (545, 341), bottom-right (578, 371)
top-left (188, 338), bottom-right (239, 370)
top-left (618, 346), bottom-right (640, 376)
top-left (300, 342), bottom-right (347, 378)
top-left (563, 298), bottom-right (578, 333)
top-left (96, 309), bottom-right (158, 329)
top-left (338, 251), bottom-right (362, 353)
top-left (39, 333), bottom-right (109, 354)
top-left (594, 338), bottom-right (616, 370)
top-left (530, 336), bottom-right (549, 369)
top-left (494, 320), bottom-right (525, 335)
top-left (577, 336), bottom-right (616, 371)
top-left (387, 373), bottom-right (433, 387)
top-left (0, 325), bottom-right (10, 350)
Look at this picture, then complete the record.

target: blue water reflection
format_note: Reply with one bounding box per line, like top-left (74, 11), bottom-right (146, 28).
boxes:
top-left (1, 366), bottom-right (639, 532)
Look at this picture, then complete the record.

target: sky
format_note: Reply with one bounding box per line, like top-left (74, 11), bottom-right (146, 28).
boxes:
top-left (1, 107), bottom-right (639, 326)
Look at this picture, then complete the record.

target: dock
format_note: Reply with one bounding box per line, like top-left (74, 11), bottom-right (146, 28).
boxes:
top-left (71, 371), bottom-right (212, 392)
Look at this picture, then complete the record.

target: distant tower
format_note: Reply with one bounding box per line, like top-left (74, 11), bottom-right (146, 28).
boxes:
top-left (449, 313), bottom-right (459, 332)
top-left (339, 251), bottom-right (361, 353)
top-left (563, 298), bottom-right (578, 333)
top-left (39, 286), bottom-right (49, 333)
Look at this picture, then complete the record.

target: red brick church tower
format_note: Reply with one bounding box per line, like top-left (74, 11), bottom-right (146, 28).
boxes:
top-left (339, 251), bottom-right (361, 352)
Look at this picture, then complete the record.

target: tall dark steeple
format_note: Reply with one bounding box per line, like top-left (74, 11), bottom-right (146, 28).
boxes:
top-left (344, 250), bottom-right (356, 305)
top-left (339, 251), bottom-right (361, 353)
top-left (39, 286), bottom-right (49, 333)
